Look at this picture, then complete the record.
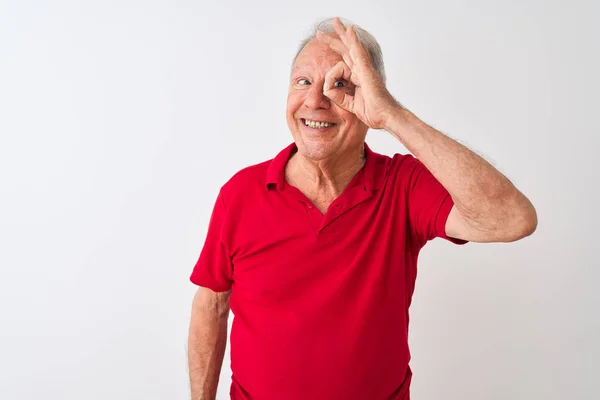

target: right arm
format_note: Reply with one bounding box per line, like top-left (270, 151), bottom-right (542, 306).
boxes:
top-left (188, 286), bottom-right (231, 400)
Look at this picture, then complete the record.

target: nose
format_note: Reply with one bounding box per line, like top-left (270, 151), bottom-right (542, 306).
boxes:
top-left (304, 84), bottom-right (331, 110)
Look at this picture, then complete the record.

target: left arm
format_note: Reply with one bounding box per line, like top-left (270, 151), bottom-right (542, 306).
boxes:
top-left (382, 105), bottom-right (537, 243)
top-left (319, 18), bottom-right (537, 243)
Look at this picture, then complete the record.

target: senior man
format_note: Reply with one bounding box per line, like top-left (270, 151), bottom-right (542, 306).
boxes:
top-left (187, 17), bottom-right (537, 400)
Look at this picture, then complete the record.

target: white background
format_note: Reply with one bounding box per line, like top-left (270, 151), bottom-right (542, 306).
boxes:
top-left (1, 0), bottom-right (598, 399)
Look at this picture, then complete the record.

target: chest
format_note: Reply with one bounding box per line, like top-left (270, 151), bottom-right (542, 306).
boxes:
top-left (225, 188), bottom-right (418, 311)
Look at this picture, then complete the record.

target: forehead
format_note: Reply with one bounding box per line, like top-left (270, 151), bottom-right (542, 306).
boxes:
top-left (292, 37), bottom-right (343, 74)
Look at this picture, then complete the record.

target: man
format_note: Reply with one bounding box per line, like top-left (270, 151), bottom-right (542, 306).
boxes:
top-left (187, 17), bottom-right (537, 400)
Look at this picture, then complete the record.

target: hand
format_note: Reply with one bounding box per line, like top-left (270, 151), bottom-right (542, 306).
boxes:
top-left (316, 17), bottom-right (399, 130)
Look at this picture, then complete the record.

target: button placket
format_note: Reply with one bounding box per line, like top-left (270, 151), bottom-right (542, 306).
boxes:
top-left (302, 201), bottom-right (323, 233)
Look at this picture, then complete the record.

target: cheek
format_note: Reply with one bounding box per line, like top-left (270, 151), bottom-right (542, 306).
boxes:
top-left (286, 98), bottom-right (303, 120)
top-left (286, 99), bottom-right (301, 126)
top-left (336, 108), bottom-right (359, 128)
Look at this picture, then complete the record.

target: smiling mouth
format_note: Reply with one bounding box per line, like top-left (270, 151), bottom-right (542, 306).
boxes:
top-left (301, 118), bottom-right (337, 129)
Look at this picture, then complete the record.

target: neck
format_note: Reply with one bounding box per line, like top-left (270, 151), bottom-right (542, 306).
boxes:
top-left (286, 144), bottom-right (366, 197)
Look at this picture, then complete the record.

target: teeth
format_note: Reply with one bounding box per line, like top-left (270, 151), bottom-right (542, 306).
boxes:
top-left (304, 119), bottom-right (334, 129)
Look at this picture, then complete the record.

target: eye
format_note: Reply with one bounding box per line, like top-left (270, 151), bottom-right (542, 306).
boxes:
top-left (334, 80), bottom-right (346, 88)
top-left (297, 78), bottom-right (310, 85)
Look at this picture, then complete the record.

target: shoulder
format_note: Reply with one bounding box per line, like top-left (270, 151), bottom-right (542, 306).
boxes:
top-left (226, 159), bottom-right (271, 187)
top-left (370, 149), bottom-right (436, 196)
top-left (368, 144), bottom-right (419, 171)
top-left (218, 158), bottom-right (273, 206)
top-left (375, 149), bottom-right (423, 183)
top-left (390, 152), bottom-right (420, 170)
top-left (389, 152), bottom-right (435, 182)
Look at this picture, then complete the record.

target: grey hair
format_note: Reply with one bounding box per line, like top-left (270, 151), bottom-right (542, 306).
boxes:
top-left (292, 17), bottom-right (386, 84)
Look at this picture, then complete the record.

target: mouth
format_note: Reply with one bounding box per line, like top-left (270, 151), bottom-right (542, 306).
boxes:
top-left (300, 118), bottom-right (337, 130)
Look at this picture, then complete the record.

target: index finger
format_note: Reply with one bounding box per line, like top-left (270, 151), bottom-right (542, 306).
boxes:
top-left (316, 31), bottom-right (354, 68)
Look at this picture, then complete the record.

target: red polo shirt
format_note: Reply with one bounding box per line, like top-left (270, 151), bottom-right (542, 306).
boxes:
top-left (190, 142), bottom-right (466, 400)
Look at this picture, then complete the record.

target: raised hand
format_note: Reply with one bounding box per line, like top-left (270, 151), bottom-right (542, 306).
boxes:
top-left (316, 17), bottom-right (399, 130)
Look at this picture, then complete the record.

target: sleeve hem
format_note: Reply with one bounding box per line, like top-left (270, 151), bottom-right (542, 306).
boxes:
top-left (189, 275), bottom-right (232, 292)
top-left (436, 194), bottom-right (469, 245)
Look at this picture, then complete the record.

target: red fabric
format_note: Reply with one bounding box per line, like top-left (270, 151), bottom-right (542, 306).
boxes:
top-left (190, 142), bottom-right (466, 400)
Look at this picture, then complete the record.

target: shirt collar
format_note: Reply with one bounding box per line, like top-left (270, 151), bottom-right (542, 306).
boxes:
top-left (265, 142), bottom-right (387, 192)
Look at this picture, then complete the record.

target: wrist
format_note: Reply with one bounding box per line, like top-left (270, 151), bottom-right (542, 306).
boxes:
top-left (382, 102), bottom-right (410, 135)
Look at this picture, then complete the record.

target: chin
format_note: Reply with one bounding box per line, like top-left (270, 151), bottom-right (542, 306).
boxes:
top-left (295, 138), bottom-right (337, 161)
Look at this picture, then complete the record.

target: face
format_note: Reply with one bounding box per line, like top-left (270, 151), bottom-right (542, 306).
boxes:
top-left (286, 37), bottom-right (368, 161)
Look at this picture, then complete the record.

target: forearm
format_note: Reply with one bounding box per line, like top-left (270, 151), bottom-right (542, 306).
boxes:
top-left (188, 293), bottom-right (230, 400)
top-left (383, 104), bottom-right (537, 236)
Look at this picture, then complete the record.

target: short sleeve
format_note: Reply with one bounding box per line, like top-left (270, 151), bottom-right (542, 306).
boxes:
top-left (406, 157), bottom-right (468, 246)
top-left (189, 189), bottom-right (233, 292)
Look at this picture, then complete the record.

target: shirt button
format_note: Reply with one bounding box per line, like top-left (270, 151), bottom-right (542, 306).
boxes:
top-left (307, 204), bottom-right (313, 209)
